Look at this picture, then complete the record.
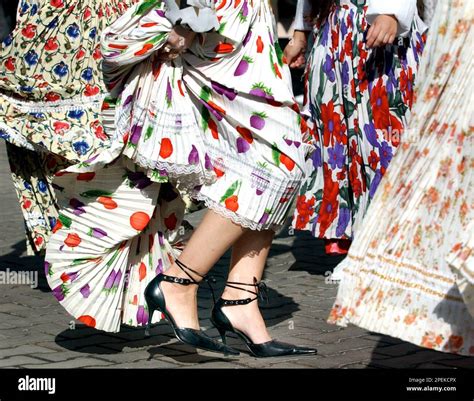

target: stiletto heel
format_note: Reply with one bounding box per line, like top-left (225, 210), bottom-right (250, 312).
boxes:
top-left (215, 325), bottom-right (227, 344)
top-left (211, 278), bottom-right (318, 358)
top-left (144, 259), bottom-right (239, 356)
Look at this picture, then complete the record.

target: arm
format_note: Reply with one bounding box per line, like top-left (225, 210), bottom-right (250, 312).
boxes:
top-left (367, 0), bottom-right (417, 38)
top-left (283, 0), bottom-right (312, 68)
top-left (293, 0), bottom-right (313, 32)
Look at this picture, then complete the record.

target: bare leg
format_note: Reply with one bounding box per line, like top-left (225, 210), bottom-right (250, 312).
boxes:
top-left (220, 229), bottom-right (274, 344)
top-left (161, 210), bottom-right (246, 329)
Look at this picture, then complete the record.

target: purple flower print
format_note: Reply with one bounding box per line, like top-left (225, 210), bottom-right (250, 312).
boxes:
top-left (328, 142), bottom-right (345, 170)
top-left (369, 169), bottom-right (383, 199)
top-left (323, 55), bottom-right (335, 82)
top-left (136, 305), bottom-right (149, 326)
top-left (342, 61), bottom-right (350, 87)
top-left (312, 146), bottom-right (323, 168)
top-left (379, 142), bottom-right (393, 169)
top-left (341, 19), bottom-right (347, 38)
top-left (336, 208), bottom-right (351, 237)
top-left (364, 123), bottom-right (380, 148)
top-left (321, 22), bottom-right (329, 46)
top-left (80, 284), bottom-right (91, 298)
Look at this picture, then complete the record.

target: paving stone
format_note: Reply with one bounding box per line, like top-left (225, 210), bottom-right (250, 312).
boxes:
top-left (1, 142), bottom-right (473, 368)
top-left (0, 355), bottom-right (48, 368)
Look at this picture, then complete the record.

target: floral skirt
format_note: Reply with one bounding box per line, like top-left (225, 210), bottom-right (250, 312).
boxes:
top-left (328, 0), bottom-right (474, 356)
top-left (0, 0), bottom-right (138, 253)
top-left (292, 0), bottom-right (426, 239)
top-left (44, 0), bottom-right (312, 331)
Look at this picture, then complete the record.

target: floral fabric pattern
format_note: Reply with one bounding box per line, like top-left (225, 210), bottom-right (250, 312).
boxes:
top-left (292, 0), bottom-right (426, 239)
top-left (0, 0), bottom-right (138, 253)
top-left (328, 0), bottom-right (474, 356)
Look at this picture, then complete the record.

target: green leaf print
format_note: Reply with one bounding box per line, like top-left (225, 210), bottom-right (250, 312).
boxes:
top-left (218, 22), bottom-right (227, 34)
top-left (201, 106), bottom-right (210, 131)
top-left (58, 213), bottom-right (72, 229)
top-left (134, 0), bottom-right (161, 16)
top-left (219, 181), bottom-right (240, 203)
top-left (274, 41), bottom-right (284, 67)
top-left (200, 86), bottom-right (212, 102)
top-left (271, 143), bottom-right (281, 167)
top-left (144, 126), bottom-right (154, 141)
top-left (79, 190), bottom-right (114, 199)
top-left (315, 189), bottom-right (323, 201)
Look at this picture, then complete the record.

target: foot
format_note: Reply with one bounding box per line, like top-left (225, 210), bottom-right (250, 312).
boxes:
top-left (159, 263), bottom-right (200, 330)
top-left (220, 288), bottom-right (272, 344)
top-left (324, 239), bottom-right (351, 255)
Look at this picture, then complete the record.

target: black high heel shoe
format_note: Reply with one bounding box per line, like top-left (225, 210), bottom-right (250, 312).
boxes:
top-left (211, 278), bottom-right (318, 358)
top-left (144, 259), bottom-right (239, 356)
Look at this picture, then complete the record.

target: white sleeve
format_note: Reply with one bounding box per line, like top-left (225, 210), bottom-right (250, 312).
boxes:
top-left (165, 0), bottom-right (219, 32)
top-left (293, 0), bottom-right (312, 31)
top-left (366, 0), bottom-right (417, 37)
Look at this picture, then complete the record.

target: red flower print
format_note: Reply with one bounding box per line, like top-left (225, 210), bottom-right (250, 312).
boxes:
top-left (370, 80), bottom-right (390, 130)
top-left (45, 37), bottom-right (59, 51)
top-left (399, 67), bottom-right (414, 108)
top-left (92, 45), bottom-right (102, 60)
top-left (21, 24), bottom-right (36, 39)
top-left (320, 101), bottom-right (343, 147)
top-left (50, 0), bottom-right (64, 7)
top-left (45, 92), bottom-right (61, 102)
top-left (53, 121), bottom-right (70, 134)
top-left (83, 7), bottom-right (92, 20)
top-left (368, 150), bottom-right (380, 171)
top-left (76, 48), bottom-right (86, 60)
top-left (5, 57), bottom-right (15, 72)
top-left (294, 195), bottom-right (315, 230)
top-left (84, 84), bottom-right (100, 97)
top-left (91, 120), bottom-right (107, 140)
top-left (318, 163), bottom-right (339, 237)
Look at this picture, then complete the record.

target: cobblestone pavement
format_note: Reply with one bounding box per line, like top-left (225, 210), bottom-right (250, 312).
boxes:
top-left (0, 142), bottom-right (473, 369)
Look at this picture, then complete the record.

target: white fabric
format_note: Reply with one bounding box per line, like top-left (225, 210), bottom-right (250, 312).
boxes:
top-left (367, 0), bottom-right (426, 37)
top-left (164, 0), bottom-right (219, 32)
top-left (293, 0), bottom-right (312, 31)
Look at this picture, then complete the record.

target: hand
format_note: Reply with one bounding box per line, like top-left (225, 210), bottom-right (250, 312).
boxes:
top-left (366, 15), bottom-right (398, 48)
top-left (284, 30), bottom-right (308, 68)
top-left (159, 25), bottom-right (197, 61)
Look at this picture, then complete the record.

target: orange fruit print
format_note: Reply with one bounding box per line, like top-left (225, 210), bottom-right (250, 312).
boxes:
top-left (130, 211), bottom-right (150, 231)
top-left (159, 138), bottom-right (173, 159)
top-left (225, 195), bottom-right (239, 212)
top-left (78, 315), bottom-right (96, 328)
top-left (64, 233), bottom-right (81, 247)
top-left (98, 196), bottom-right (118, 210)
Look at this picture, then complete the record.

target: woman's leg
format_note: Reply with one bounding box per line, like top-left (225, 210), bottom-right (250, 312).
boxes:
top-left (160, 210), bottom-right (246, 329)
top-left (220, 229), bottom-right (275, 344)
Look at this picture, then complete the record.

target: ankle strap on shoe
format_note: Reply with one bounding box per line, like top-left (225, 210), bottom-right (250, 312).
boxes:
top-left (222, 277), bottom-right (268, 306)
top-left (171, 259), bottom-right (217, 304)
